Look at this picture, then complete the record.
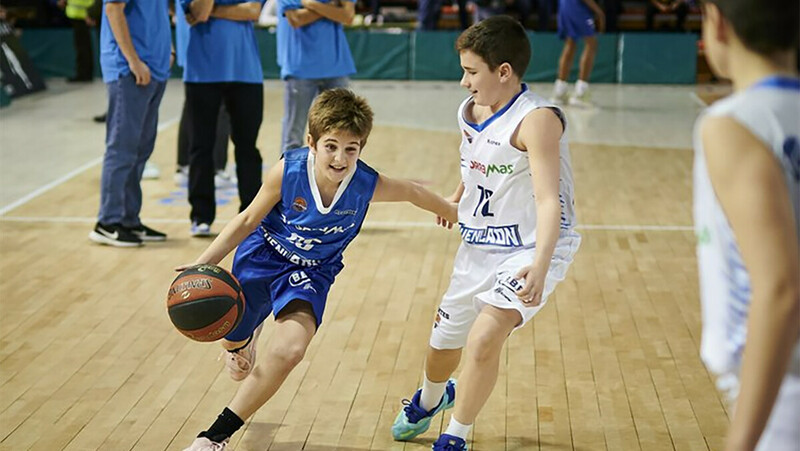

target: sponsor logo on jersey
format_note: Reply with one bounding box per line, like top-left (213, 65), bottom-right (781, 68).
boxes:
top-left (434, 308), bottom-right (450, 328)
top-left (264, 232), bottom-right (321, 267)
top-left (469, 160), bottom-right (514, 177)
top-left (292, 197), bottom-right (307, 212)
top-left (289, 270), bottom-right (311, 287)
top-left (486, 138), bottom-right (501, 146)
top-left (293, 222), bottom-right (356, 235)
top-left (334, 209), bottom-right (357, 216)
top-left (459, 223), bottom-right (523, 247)
top-left (463, 130), bottom-right (473, 144)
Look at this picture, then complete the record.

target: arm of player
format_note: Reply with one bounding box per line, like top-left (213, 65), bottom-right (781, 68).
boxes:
top-left (435, 182), bottom-right (465, 228)
top-left (300, 0), bottom-right (354, 25)
top-left (105, 2), bottom-right (151, 85)
top-left (580, 0), bottom-right (605, 31)
top-left (702, 116), bottom-right (800, 451)
top-left (371, 175), bottom-right (458, 227)
top-left (513, 108), bottom-right (564, 306)
top-left (187, 0), bottom-right (215, 23)
top-left (178, 161), bottom-right (285, 270)
top-left (210, 1), bottom-right (262, 20)
top-left (285, 8), bottom-right (322, 27)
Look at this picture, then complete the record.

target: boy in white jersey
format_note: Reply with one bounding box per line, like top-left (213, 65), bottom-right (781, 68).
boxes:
top-left (693, 0), bottom-right (799, 450)
top-left (392, 16), bottom-right (581, 450)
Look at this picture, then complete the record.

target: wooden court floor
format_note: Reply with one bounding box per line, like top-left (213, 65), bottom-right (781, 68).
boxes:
top-left (0, 109), bottom-right (729, 450)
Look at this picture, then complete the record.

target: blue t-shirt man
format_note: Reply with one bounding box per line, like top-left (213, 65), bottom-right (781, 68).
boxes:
top-left (276, 0), bottom-right (356, 152)
top-left (180, 0), bottom-right (265, 83)
top-left (100, 0), bottom-right (171, 82)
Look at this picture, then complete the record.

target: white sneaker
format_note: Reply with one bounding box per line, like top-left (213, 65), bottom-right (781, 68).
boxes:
top-left (222, 324), bottom-right (263, 381)
top-left (568, 90), bottom-right (594, 108)
top-left (183, 437), bottom-right (228, 451)
top-left (214, 170), bottom-right (238, 189)
top-left (142, 161), bottom-right (161, 180)
top-left (175, 165), bottom-right (189, 187)
top-left (191, 222), bottom-right (211, 237)
top-left (550, 90), bottom-right (569, 105)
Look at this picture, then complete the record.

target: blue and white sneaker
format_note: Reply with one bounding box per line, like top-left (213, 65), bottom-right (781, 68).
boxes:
top-left (392, 379), bottom-right (456, 441)
top-left (432, 433), bottom-right (468, 451)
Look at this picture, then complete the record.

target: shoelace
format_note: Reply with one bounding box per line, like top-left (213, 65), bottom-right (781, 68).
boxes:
top-left (400, 398), bottom-right (428, 423)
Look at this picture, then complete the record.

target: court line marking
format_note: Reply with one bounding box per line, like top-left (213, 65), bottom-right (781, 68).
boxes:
top-left (0, 216), bottom-right (694, 232)
top-left (0, 116), bottom-right (181, 217)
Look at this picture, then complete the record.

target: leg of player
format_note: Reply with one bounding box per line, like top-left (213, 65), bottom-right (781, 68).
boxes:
top-left (228, 301), bottom-right (316, 419)
top-left (570, 35), bottom-right (597, 107)
top-left (551, 38), bottom-right (576, 104)
top-left (433, 306), bottom-right (520, 450)
top-left (183, 301), bottom-right (316, 451)
top-left (391, 347), bottom-right (460, 441)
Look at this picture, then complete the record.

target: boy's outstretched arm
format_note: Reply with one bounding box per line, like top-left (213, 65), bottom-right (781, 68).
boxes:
top-left (177, 161), bottom-right (285, 269)
top-left (371, 175), bottom-right (458, 226)
top-left (702, 117), bottom-right (800, 451)
top-left (514, 108), bottom-right (564, 306)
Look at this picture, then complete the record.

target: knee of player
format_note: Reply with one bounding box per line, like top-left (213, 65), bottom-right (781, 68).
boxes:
top-left (465, 330), bottom-right (503, 363)
top-left (268, 343), bottom-right (307, 368)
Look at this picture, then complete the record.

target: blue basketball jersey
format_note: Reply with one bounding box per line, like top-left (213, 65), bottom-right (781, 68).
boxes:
top-left (260, 147), bottom-right (379, 267)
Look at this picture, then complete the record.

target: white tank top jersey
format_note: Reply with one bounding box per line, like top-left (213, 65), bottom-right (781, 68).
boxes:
top-left (457, 84), bottom-right (577, 251)
top-left (693, 76), bottom-right (800, 386)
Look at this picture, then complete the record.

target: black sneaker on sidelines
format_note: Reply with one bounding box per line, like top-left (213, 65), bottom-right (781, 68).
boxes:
top-left (129, 224), bottom-right (167, 242)
top-left (88, 223), bottom-right (143, 247)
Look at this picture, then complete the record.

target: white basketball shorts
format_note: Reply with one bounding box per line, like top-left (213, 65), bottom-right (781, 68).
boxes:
top-left (430, 229), bottom-right (581, 350)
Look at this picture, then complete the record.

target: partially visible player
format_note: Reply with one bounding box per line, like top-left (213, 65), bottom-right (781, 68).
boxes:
top-left (179, 89), bottom-right (457, 451)
top-left (392, 16), bottom-right (581, 451)
top-left (550, 0), bottom-right (605, 107)
top-left (693, 0), bottom-right (799, 450)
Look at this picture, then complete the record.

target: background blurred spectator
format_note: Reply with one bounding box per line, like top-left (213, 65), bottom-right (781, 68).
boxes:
top-left (646, 0), bottom-right (688, 31)
top-left (277, 0), bottom-right (356, 152)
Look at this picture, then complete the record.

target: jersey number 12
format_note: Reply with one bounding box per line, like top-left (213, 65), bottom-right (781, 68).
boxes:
top-left (473, 185), bottom-right (494, 217)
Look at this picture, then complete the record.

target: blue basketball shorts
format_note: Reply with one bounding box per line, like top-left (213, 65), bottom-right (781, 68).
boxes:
top-left (226, 230), bottom-right (343, 342)
top-left (557, 8), bottom-right (596, 40)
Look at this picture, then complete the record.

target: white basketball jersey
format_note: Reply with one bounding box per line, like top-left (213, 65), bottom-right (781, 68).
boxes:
top-left (457, 84), bottom-right (577, 251)
top-left (693, 77), bottom-right (800, 382)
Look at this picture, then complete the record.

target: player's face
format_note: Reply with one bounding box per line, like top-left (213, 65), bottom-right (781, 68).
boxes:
top-left (308, 131), bottom-right (362, 185)
top-left (459, 50), bottom-right (501, 106)
top-left (701, 3), bottom-right (730, 78)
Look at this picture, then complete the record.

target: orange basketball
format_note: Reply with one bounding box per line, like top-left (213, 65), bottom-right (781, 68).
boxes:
top-left (167, 264), bottom-right (245, 342)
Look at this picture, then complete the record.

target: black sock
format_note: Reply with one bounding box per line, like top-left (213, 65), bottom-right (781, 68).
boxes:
top-left (198, 408), bottom-right (244, 443)
top-left (228, 334), bottom-right (253, 353)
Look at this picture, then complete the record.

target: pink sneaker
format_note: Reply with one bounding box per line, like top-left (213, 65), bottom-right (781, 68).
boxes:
top-left (221, 324), bottom-right (263, 381)
top-left (183, 437), bottom-right (228, 451)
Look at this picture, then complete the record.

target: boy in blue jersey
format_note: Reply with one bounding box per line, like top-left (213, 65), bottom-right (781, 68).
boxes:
top-left (550, 0), bottom-right (604, 107)
top-left (179, 89), bottom-right (458, 451)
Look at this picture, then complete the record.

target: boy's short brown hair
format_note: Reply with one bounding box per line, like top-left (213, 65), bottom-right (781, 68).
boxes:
top-left (455, 15), bottom-right (531, 77)
top-left (703, 0), bottom-right (799, 55)
top-left (307, 89), bottom-right (374, 147)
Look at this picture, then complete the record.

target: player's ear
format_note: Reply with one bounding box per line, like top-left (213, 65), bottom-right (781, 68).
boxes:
top-left (498, 62), bottom-right (513, 83)
top-left (306, 133), bottom-right (316, 151)
top-left (703, 2), bottom-right (728, 45)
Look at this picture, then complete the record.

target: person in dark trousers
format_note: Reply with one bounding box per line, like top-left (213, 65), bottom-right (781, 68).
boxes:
top-left (181, 0), bottom-right (265, 237)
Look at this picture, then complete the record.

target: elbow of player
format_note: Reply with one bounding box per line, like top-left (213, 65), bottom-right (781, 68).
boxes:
top-left (342, 11), bottom-right (355, 25)
top-left (757, 279), bottom-right (800, 316)
top-left (247, 3), bottom-right (263, 19)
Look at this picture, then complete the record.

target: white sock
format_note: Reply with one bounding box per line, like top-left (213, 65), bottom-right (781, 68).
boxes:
top-left (419, 374), bottom-right (447, 411)
top-left (554, 79), bottom-right (568, 96)
top-left (444, 416), bottom-right (472, 440)
top-left (575, 79), bottom-right (589, 96)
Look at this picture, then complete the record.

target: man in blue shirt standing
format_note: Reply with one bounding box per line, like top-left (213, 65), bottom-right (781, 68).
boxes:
top-left (88, 0), bottom-right (171, 247)
top-left (277, 0), bottom-right (356, 152)
top-left (181, 0), bottom-right (265, 237)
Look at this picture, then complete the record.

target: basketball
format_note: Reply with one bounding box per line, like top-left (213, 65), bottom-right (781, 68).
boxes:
top-left (167, 264), bottom-right (245, 342)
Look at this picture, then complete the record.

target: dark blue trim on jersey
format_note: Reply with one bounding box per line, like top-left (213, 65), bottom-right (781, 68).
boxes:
top-left (751, 76), bottom-right (800, 91)
top-left (464, 84), bottom-right (528, 133)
